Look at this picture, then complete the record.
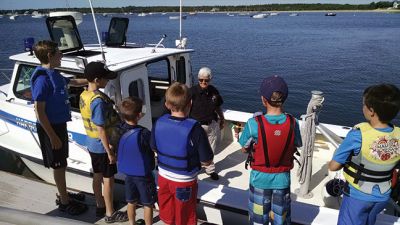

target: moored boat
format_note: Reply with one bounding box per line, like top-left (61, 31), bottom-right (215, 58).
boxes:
top-left (0, 6), bottom-right (399, 225)
top-left (252, 13), bottom-right (268, 19)
top-left (325, 12), bottom-right (337, 16)
top-left (169, 15), bottom-right (187, 20)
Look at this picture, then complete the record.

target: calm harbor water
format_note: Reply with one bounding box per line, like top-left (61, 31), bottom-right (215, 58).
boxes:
top-left (0, 11), bottom-right (399, 174)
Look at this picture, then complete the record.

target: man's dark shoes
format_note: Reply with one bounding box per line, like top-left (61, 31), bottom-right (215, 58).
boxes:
top-left (208, 172), bottom-right (219, 180)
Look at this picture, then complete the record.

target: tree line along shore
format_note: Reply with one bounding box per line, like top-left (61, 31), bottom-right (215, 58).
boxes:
top-left (1, 1), bottom-right (399, 14)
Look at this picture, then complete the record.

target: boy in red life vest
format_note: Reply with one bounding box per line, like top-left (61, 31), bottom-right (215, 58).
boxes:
top-left (150, 82), bottom-right (214, 225)
top-left (116, 97), bottom-right (156, 225)
top-left (329, 84), bottom-right (400, 225)
top-left (239, 75), bottom-right (302, 225)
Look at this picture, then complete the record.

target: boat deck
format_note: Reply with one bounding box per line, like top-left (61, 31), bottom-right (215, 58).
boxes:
top-left (197, 133), bottom-right (340, 208)
top-left (0, 171), bottom-right (211, 225)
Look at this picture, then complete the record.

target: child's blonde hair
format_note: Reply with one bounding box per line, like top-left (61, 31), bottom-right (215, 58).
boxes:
top-left (165, 82), bottom-right (191, 112)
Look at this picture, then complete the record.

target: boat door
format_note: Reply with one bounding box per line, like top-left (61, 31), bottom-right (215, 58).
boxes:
top-left (119, 65), bottom-right (152, 129)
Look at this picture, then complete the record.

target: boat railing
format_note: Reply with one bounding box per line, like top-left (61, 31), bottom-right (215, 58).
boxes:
top-left (0, 206), bottom-right (92, 225)
top-left (0, 69), bottom-right (12, 82)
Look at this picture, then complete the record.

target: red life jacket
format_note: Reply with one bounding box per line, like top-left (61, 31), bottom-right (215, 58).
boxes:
top-left (251, 114), bottom-right (296, 173)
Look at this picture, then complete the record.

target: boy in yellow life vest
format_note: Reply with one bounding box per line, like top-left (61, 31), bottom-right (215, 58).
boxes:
top-left (329, 84), bottom-right (400, 225)
top-left (79, 61), bottom-right (127, 223)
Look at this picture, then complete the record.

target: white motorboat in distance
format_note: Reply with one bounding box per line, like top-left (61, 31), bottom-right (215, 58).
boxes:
top-left (252, 13), bottom-right (268, 19)
top-left (0, 11), bottom-right (399, 225)
top-left (169, 15), bottom-right (187, 20)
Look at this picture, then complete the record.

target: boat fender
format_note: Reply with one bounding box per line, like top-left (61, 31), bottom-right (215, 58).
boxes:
top-left (325, 178), bottom-right (345, 197)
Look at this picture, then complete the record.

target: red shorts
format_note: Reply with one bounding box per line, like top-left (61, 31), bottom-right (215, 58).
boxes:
top-left (157, 174), bottom-right (198, 225)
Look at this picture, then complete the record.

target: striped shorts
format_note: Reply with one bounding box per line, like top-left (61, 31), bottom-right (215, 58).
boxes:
top-left (248, 184), bottom-right (291, 225)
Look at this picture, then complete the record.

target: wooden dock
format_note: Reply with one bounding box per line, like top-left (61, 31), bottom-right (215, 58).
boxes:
top-left (0, 171), bottom-right (211, 225)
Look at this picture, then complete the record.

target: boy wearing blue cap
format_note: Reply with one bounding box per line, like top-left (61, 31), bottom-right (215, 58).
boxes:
top-left (239, 75), bottom-right (302, 225)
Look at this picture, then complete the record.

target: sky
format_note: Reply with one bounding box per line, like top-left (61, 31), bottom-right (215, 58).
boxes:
top-left (0, 0), bottom-right (376, 10)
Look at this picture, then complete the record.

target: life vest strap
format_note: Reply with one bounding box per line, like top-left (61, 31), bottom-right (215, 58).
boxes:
top-left (256, 115), bottom-right (270, 167)
top-left (343, 166), bottom-right (392, 183)
top-left (158, 161), bottom-right (190, 171)
top-left (345, 161), bottom-right (393, 176)
top-left (279, 114), bottom-right (295, 164)
top-left (157, 150), bottom-right (189, 160)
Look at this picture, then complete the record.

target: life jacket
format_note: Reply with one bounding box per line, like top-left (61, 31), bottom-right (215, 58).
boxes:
top-left (155, 114), bottom-right (199, 176)
top-left (79, 89), bottom-right (120, 138)
top-left (343, 122), bottom-right (400, 194)
top-left (30, 68), bottom-right (71, 123)
top-left (117, 127), bottom-right (153, 176)
top-left (251, 114), bottom-right (296, 173)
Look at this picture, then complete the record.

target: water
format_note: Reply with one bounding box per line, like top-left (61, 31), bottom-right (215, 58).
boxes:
top-left (0, 12), bottom-right (400, 174)
top-left (1, 12), bottom-right (400, 126)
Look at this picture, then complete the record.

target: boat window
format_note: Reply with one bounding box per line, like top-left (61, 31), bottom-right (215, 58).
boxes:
top-left (176, 56), bottom-right (186, 84)
top-left (46, 16), bottom-right (83, 53)
top-left (13, 65), bottom-right (85, 111)
top-left (128, 79), bottom-right (145, 103)
top-left (13, 65), bottom-right (36, 101)
top-left (147, 59), bottom-right (170, 102)
top-left (106, 17), bottom-right (129, 47)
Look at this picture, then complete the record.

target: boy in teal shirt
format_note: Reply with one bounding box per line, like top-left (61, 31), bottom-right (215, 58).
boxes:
top-left (239, 75), bottom-right (302, 225)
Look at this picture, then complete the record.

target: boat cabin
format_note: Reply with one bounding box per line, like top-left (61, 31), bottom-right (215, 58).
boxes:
top-left (8, 15), bottom-right (194, 131)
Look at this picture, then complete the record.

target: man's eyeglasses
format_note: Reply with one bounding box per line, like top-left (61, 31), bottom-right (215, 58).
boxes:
top-left (199, 79), bottom-right (210, 83)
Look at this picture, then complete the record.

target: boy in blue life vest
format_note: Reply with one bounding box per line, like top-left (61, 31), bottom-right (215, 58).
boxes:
top-left (239, 75), bottom-right (302, 225)
top-left (31, 40), bottom-right (88, 215)
top-left (117, 97), bottom-right (156, 225)
top-left (79, 61), bottom-right (127, 223)
top-left (329, 84), bottom-right (400, 225)
top-left (150, 82), bottom-right (214, 225)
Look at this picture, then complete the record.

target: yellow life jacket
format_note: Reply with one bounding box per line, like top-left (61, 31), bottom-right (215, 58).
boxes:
top-left (79, 90), bottom-right (120, 139)
top-left (343, 122), bottom-right (400, 194)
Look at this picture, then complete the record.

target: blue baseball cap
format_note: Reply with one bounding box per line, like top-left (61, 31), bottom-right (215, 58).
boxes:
top-left (259, 75), bottom-right (288, 102)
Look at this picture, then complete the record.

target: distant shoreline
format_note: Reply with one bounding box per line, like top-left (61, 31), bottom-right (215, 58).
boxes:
top-left (210, 9), bottom-right (400, 13)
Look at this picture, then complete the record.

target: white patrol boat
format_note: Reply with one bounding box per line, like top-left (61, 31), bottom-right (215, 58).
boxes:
top-left (0, 10), bottom-right (399, 225)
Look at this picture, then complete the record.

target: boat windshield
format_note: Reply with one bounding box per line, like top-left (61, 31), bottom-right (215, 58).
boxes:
top-left (46, 16), bottom-right (83, 53)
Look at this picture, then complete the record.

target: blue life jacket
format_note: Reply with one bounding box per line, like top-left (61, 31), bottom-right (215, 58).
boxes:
top-left (155, 114), bottom-right (199, 176)
top-left (30, 68), bottom-right (71, 124)
top-left (117, 127), bottom-right (152, 176)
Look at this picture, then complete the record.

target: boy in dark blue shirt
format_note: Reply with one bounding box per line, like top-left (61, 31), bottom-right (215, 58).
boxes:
top-left (117, 97), bottom-right (156, 225)
top-left (31, 40), bottom-right (87, 215)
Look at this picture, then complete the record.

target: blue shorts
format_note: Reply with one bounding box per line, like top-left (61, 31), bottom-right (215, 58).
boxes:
top-left (249, 184), bottom-right (291, 225)
top-left (338, 194), bottom-right (387, 225)
top-left (125, 175), bottom-right (157, 206)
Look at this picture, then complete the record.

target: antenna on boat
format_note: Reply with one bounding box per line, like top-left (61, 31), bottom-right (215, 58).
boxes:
top-left (152, 34), bottom-right (167, 53)
top-left (175, 0), bottom-right (187, 49)
top-left (88, 0), bottom-right (106, 62)
top-left (179, 0), bottom-right (182, 40)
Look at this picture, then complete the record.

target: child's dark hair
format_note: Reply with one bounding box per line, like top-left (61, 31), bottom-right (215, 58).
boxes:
top-left (33, 40), bottom-right (59, 64)
top-left (363, 84), bottom-right (400, 123)
top-left (119, 97), bottom-right (143, 121)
